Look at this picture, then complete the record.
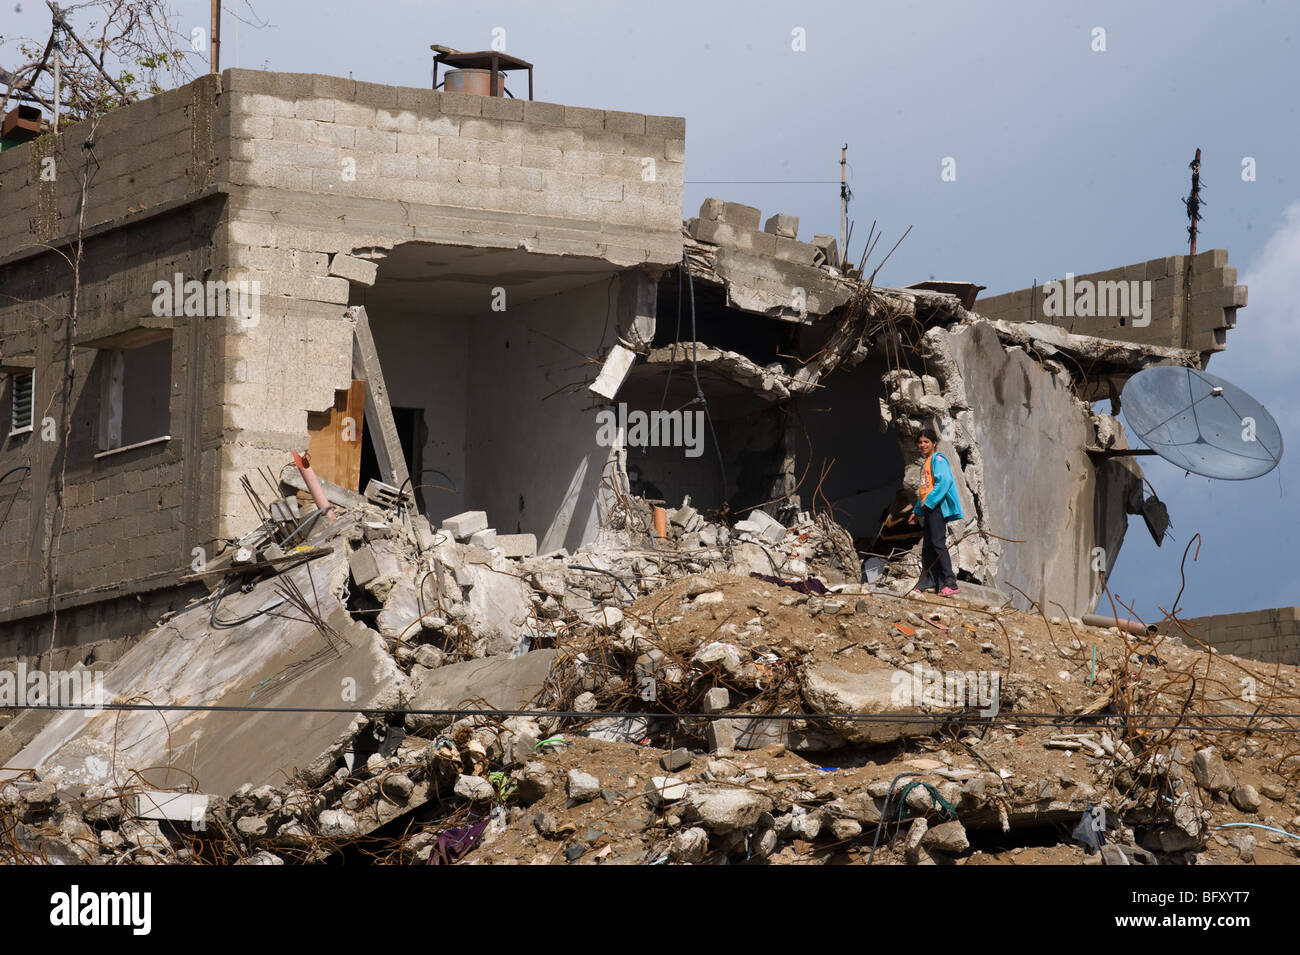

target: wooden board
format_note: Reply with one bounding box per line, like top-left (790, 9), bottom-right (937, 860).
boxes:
top-left (349, 305), bottom-right (411, 491)
top-left (305, 380), bottom-right (366, 491)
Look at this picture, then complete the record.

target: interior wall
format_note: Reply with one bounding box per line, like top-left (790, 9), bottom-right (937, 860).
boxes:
top-left (794, 355), bottom-right (905, 539)
top-left (465, 279), bottom-right (620, 552)
top-left (367, 306), bottom-right (468, 520)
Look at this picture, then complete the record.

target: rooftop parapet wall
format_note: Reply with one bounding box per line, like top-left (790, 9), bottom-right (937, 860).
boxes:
top-left (974, 251), bottom-right (1245, 360)
top-left (683, 198), bottom-right (852, 320)
top-left (0, 74), bottom-right (221, 264)
top-left (219, 69), bottom-right (685, 268)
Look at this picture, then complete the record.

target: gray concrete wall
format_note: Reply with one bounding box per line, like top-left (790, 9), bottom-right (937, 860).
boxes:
top-left (1180, 607), bottom-right (1300, 665)
top-left (974, 251), bottom-right (1246, 360)
top-left (0, 200), bottom-right (226, 652)
top-left (0, 75), bottom-right (220, 263)
top-left (465, 278), bottom-right (623, 552)
top-left (938, 320), bottom-right (1140, 614)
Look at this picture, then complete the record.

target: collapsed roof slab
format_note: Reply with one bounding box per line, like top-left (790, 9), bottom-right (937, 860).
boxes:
top-left (0, 548), bottom-right (404, 797)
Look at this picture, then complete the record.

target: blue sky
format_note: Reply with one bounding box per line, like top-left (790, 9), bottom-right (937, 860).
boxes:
top-left (6, 0), bottom-right (1295, 618)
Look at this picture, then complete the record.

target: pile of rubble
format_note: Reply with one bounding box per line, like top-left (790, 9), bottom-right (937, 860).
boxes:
top-left (3, 480), bottom-right (1299, 865)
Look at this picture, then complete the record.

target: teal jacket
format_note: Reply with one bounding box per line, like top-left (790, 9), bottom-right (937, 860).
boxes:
top-left (913, 452), bottom-right (964, 523)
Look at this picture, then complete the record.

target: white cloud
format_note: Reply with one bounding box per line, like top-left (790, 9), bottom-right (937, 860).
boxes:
top-left (1228, 201), bottom-right (1300, 373)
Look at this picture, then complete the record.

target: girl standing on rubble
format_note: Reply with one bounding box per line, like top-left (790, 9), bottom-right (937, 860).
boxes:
top-left (909, 427), bottom-right (963, 596)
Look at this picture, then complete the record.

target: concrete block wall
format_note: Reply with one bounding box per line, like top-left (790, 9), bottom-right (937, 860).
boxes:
top-left (0, 199), bottom-right (226, 638)
top-left (1180, 607), bottom-right (1300, 665)
top-left (0, 75), bottom-right (219, 263)
top-left (212, 69), bottom-right (687, 539)
top-left (974, 251), bottom-right (1245, 358)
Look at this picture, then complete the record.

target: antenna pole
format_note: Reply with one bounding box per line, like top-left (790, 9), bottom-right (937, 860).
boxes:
top-left (839, 144), bottom-right (848, 265)
top-left (1185, 147), bottom-right (1202, 257)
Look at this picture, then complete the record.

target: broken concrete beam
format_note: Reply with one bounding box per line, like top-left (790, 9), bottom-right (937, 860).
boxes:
top-left (468, 528), bottom-right (498, 549)
top-left (763, 213), bottom-right (799, 239)
top-left (442, 511), bottom-right (489, 540)
top-left (495, 533), bottom-right (537, 558)
top-left (328, 253), bottom-right (379, 286)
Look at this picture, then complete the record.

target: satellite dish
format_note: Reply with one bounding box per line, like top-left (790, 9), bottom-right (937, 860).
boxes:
top-left (1122, 365), bottom-right (1283, 480)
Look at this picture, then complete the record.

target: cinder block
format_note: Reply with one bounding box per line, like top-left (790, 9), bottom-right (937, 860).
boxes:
top-left (293, 98), bottom-right (335, 123)
top-left (1192, 248), bottom-right (1229, 270)
top-left (521, 144), bottom-right (563, 170)
top-left (718, 201), bottom-right (761, 231)
top-left (583, 178), bottom-right (623, 201)
top-left (348, 545), bottom-right (381, 586)
top-left (495, 533), bottom-right (537, 558)
top-left (645, 115), bottom-right (686, 139)
top-left (439, 137), bottom-right (481, 162)
top-left (481, 97), bottom-right (525, 122)
top-left (523, 100), bottom-right (564, 125)
top-left (334, 102), bottom-right (377, 128)
top-left (328, 253), bottom-right (378, 286)
top-left (478, 140), bottom-right (522, 167)
top-left (354, 128), bottom-right (398, 153)
top-left (564, 105), bottom-right (604, 129)
top-left (442, 510), bottom-right (488, 539)
top-left (437, 91), bottom-right (483, 117)
top-left (418, 114), bottom-right (460, 137)
top-left (604, 110), bottom-right (646, 134)
top-left (396, 133), bottom-right (442, 156)
top-left (774, 234), bottom-right (818, 265)
top-left (764, 213), bottom-right (799, 239)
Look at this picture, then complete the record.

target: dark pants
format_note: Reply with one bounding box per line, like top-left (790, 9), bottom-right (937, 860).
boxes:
top-left (919, 506), bottom-right (956, 591)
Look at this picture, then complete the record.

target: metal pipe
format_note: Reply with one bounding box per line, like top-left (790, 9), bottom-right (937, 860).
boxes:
top-left (1082, 613), bottom-right (1156, 636)
top-left (292, 450), bottom-right (334, 522)
top-left (210, 0), bottom-right (221, 73)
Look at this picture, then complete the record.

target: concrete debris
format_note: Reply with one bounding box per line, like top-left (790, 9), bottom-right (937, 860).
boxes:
top-left (1193, 747), bottom-right (1237, 794)
top-left (3, 462), bottom-right (1296, 868)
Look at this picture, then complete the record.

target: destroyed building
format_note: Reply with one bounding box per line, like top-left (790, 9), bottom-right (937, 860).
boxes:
top-left (2, 67), bottom-right (1291, 868)
top-left (0, 68), bottom-right (1249, 659)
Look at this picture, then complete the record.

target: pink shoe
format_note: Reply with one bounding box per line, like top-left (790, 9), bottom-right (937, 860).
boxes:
top-left (940, 586), bottom-right (961, 596)
top-left (913, 588), bottom-right (924, 594)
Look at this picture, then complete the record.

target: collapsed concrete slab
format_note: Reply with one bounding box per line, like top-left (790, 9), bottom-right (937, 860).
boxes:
top-left (0, 548), bottom-right (404, 796)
